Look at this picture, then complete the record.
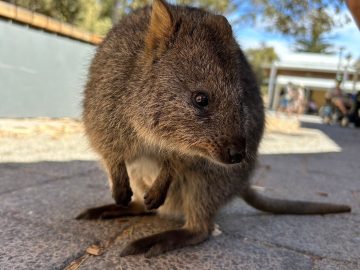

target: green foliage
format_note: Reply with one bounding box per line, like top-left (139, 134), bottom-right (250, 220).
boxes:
top-left (5, 0), bottom-right (112, 35)
top-left (233, 0), bottom-right (350, 54)
top-left (108, 0), bottom-right (231, 22)
top-left (236, 0), bottom-right (347, 36)
top-left (7, 0), bottom-right (350, 53)
top-left (76, 0), bottom-right (112, 35)
top-left (293, 8), bottom-right (335, 53)
top-left (245, 43), bottom-right (278, 85)
top-left (6, 0), bottom-right (231, 35)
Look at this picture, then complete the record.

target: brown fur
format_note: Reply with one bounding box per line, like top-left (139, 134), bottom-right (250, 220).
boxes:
top-left (79, 0), bottom-right (351, 257)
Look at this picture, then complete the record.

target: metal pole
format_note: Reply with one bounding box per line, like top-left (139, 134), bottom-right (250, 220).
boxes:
top-left (336, 47), bottom-right (345, 78)
top-left (343, 65), bottom-right (349, 90)
top-left (353, 70), bottom-right (359, 94)
top-left (343, 54), bottom-right (352, 91)
top-left (268, 62), bottom-right (277, 110)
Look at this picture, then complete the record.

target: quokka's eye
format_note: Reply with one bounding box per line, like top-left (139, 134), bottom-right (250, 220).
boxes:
top-left (192, 92), bottom-right (209, 108)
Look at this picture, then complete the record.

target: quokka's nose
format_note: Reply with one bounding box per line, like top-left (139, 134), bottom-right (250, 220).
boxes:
top-left (228, 148), bottom-right (245, 164)
top-left (229, 149), bottom-right (244, 164)
top-left (227, 139), bottom-right (246, 164)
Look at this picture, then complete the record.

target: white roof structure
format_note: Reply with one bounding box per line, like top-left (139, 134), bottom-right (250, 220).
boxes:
top-left (274, 52), bottom-right (357, 73)
top-left (277, 75), bottom-right (360, 91)
top-left (267, 52), bottom-right (359, 109)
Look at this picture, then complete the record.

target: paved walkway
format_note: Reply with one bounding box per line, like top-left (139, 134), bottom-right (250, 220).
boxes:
top-left (1, 117), bottom-right (359, 269)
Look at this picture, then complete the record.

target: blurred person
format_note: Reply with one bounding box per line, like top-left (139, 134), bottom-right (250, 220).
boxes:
top-left (321, 77), bottom-right (353, 126)
top-left (277, 87), bottom-right (288, 112)
top-left (329, 77), bottom-right (352, 118)
top-left (285, 82), bottom-right (298, 114)
top-left (294, 85), bottom-right (306, 114)
top-left (307, 98), bottom-right (318, 115)
top-left (320, 94), bottom-right (335, 124)
top-left (349, 91), bottom-right (360, 127)
top-left (305, 89), bottom-right (318, 115)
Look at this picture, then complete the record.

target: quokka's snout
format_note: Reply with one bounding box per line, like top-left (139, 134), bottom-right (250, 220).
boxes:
top-left (219, 137), bottom-right (247, 165)
top-left (198, 136), bottom-right (247, 165)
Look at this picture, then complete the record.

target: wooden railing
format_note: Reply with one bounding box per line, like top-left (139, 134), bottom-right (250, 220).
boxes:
top-left (0, 1), bottom-right (103, 45)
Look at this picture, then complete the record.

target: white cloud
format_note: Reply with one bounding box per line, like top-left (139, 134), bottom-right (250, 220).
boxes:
top-left (236, 34), bottom-right (292, 59)
top-left (237, 37), bottom-right (261, 50)
top-left (261, 40), bottom-right (292, 59)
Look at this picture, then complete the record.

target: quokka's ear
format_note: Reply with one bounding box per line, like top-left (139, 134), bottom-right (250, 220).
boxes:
top-left (207, 15), bottom-right (233, 42)
top-left (145, 0), bottom-right (173, 53)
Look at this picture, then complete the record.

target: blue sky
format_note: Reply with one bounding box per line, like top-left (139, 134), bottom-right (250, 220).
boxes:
top-left (229, 9), bottom-right (360, 60)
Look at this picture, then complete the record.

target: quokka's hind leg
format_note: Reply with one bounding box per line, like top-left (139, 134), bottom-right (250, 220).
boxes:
top-left (120, 209), bottom-right (213, 257)
top-left (120, 176), bottom-right (214, 257)
top-left (120, 228), bottom-right (209, 258)
top-left (76, 201), bottom-right (151, 220)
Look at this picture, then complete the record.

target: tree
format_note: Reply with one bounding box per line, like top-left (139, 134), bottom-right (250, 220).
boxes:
top-left (7, 0), bottom-right (349, 51)
top-left (233, 0), bottom-right (347, 36)
top-left (294, 9), bottom-right (334, 53)
top-left (232, 0), bottom-right (350, 54)
top-left (76, 0), bottom-right (112, 35)
top-left (108, 0), bottom-right (231, 23)
top-left (245, 43), bottom-right (278, 85)
top-left (5, 0), bottom-right (113, 35)
top-left (7, 0), bottom-right (82, 24)
top-left (7, 0), bottom-right (231, 35)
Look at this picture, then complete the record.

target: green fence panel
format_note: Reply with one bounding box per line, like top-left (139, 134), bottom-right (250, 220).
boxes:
top-left (0, 19), bottom-right (95, 118)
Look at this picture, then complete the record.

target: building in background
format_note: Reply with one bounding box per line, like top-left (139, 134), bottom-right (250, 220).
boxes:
top-left (265, 53), bottom-right (360, 111)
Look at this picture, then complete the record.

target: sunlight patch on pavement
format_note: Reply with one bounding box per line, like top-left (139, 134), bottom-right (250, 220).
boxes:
top-left (0, 128), bottom-right (342, 163)
top-left (0, 134), bottom-right (98, 163)
top-left (0, 118), bottom-right (342, 163)
top-left (260, 128), bottom-right (341, 155)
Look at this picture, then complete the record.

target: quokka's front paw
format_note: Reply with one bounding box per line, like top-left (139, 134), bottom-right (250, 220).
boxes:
top-left (144, 187), bottom-right (167, 210)
top-left (113, 183), bottom-right (133, 207)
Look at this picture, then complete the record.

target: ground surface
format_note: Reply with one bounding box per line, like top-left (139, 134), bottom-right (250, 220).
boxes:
top-left (0, 115), bottom-right (359, 270)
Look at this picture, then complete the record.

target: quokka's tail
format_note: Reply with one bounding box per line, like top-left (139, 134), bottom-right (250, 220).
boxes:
top-left (241, 186), bottom-right (351, 215)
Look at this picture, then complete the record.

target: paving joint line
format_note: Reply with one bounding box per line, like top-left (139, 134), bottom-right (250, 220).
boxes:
top-left (0, 168), bottom-right (100, 196)
top-left (219, 230), bottom-right (359, 265)
top-left (0, 208), bottom-right (127, 243)
top-left (61, 218), bottom-right (139, 270)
